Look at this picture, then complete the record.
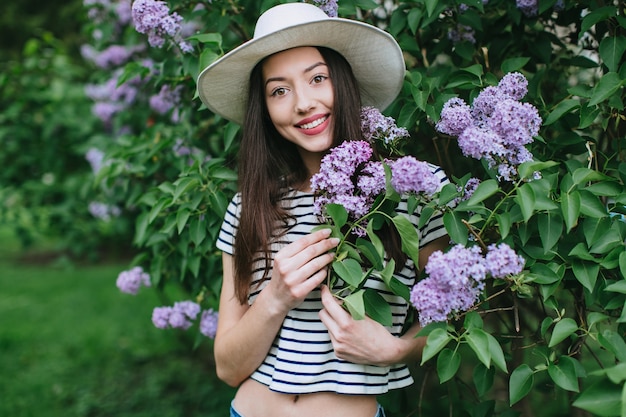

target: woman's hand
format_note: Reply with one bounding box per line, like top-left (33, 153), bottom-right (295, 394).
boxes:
top-left (319, 285), bottom-right (415, 367)
top-left (265, 228), bottom-right (339, 315)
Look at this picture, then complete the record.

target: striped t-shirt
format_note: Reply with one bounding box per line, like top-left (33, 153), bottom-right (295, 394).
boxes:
top-left (216, 165), bottom-right (448, 395)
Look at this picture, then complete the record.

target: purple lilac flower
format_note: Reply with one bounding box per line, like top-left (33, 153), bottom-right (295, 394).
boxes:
top-left (152, 306), bottom-right (173, 328)
top-left (116, 266), bottom-right (151, 295)
top-left (307, 0), bottom-right (339, 17)
top-left (89, 201), bottom-right (122, 221)
top-left (115, 0), bottom-right (132, 25)
top-left (436, 73), bottom-right (542, 181)
top-left (389, 157), bottom-right (440, 195)
top-left (516, 0), bottom-right (538, 16)
top-left (85, 148), bottom-right (105, 173)
top-left (436, 98), bottom-right (473, 137)
top-left (360, 106), bottom-right (409, 146)
top-left (356, 161), bottom-right (386, 197)
top-left (448, 24), bottom-right (476, 44)
top-left (410, 245), bottom-right (487, 326)
top-left (92, 44), bottom-right (144, 69)
top-left (498, 72), bottom-right (528, 100)
top-left (458, 177), bottom-right (481, 202)
top-left (471, 86), bottom-right (508, 125)
top-left (200, 309), bottom-right (219, 338)
top-left (132, 0), bottom-right (183, 48)
top-left (151, 300), bottom-right (202, 330)
top-left (488, 100), bottom-right (541, 147)
top-left (149, 85), bottom-right (183, 115)
top-left (485, 243), bottom-right (525, 278)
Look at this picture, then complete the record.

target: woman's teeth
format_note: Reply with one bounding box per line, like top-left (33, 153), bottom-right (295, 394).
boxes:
top-left (299, 116), bottom-right (327, 130)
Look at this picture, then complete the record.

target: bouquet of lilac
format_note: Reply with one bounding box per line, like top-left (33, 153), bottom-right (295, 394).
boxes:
top-left (310, 108), bottom-right (440, 325)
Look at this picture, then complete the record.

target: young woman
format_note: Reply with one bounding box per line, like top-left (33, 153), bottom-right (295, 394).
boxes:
top-left (197, 3), bottom-right (449, 416)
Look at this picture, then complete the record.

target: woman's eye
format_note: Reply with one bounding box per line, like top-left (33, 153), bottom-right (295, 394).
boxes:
top-left (271, 87), bottom-right (287, 97)
top-left (312, 75), bottom-right (327, 84)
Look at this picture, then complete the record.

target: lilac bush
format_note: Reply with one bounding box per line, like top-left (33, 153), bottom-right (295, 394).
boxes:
top-left (116, 266), bottom-right (151, 295)
top-left (71, 0), bottom-right (626, 414)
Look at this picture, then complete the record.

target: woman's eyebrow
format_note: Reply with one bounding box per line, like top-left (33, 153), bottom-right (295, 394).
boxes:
top-left (265, 62), bottom-right (328, 87)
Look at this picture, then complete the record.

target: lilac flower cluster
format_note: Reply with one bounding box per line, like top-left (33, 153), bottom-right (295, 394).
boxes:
top-left (436, 72), bottom-right (542, 181)
top-left (456, 177), bottom-right (481, 203)
top-left (152, 301), bottom-right (219, 339)
top-left (306, 0), bottom-right (339, 17)
top-left (390, 157), bottom-right (440, 195)
top-left (131, 0), bottom-right (192, 53)
top-left (81, 44), bottom-right (145, 69)
top-left (200, 309), bottom-right (219, 338)
top-left (311, 140), bottom-right (374, 222)
top-left (410, 243), bottom-right (525, 326)
top-left (89, 201), bottom-right (122, 221)
top-left (116, 266), bottom-right (151, 295)
top-left (85, 148), bottom-right (105, 173)
top-left (149, 84), bottom-right (183, 122)
top-left (360, 106), bottom-right (410, 150)
top-left (516, 0), bottom-right (538, 17)
top-left (84, 69), bottom-right (142, 126)
top-left (448, 23), bottom-right (476, 44)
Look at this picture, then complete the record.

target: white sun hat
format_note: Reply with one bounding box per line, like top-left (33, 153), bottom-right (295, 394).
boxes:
top-left (196, 2), bottom-right (406, 125)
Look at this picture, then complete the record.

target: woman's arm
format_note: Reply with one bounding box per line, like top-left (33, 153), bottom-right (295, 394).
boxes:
top-left (319, 235), bottom-right (449, 366)
top-left (214, 229), bottom-right (339, 386)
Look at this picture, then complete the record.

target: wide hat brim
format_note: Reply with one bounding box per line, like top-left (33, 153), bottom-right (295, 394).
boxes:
top-left (197, 5), bottom-right (405, 125)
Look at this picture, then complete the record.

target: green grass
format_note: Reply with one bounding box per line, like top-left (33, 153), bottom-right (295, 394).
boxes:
top-left (0, 231), bottom-right (235, 417)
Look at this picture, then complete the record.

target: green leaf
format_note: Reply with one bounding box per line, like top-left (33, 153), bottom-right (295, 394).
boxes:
top-left (466, 179), bottom-right (499, 205)
top-left (326, 203), bottom-right (348, 228)
top-left (176, 208), bottom-right (191, 235)
top-left (487, 333), bottom-right (508, 373)
top-left (391, 214), bottom-right (421, 267)
top-left (133, 211), bottom-right (150, 246)
top-left (517, 160), bottom-right (559, 179)
top-left (421, 328), bottom-right (452, 364)
top-left (572, 260), bottom-right (600, 293)
top-left (620, 251), bottom-right (626, 280)
top-left (548, 318), bottom-right (578, 347)
top-left (561, 191), bottom-right (581, 232)
top-left (172, 177), bottom-right (199, 203)
top-left (589, 72), bottom-right (624, 106)
top-left (579, 190), bottom-right (608, 218)
top-left (473, 364), bottom-right (495, 397)
top-left (363, 289), bottom-right (392, 327)
top-left (466, 328), bottom-right (491, 368)
top-left (509, 364), bottom-right (534, 405)
top-left (572, 167), bottom-right (613, 184)
top-left (356, 238), bottom-right (383, 270)
top-left (548, 356), bottom-right (579, 392)
top-left (580, 6), bottom-right (618, 37)
top-left (187, 32), bottom-right (222, 46)
top-left (598, 329), bottom-right (626, 362)
top-left (496, 212), bottom-right (512, 239)
top-left (501, 57), bottom-right (530, 73)
top-left (538, 212), bottom-right (563, 254)
top-left (437, 348), bottom-right (461, 383)
top-left (515, 183), bottom-right (535, 222)
top-left (599, 35), bottom-right (626, 73)
top-left (544, 99), bottom-right (580, 126)
top-left (343, 290), bottom-right (365, 320)
top-left (189, 217), bottom-right (207, 246)
top-left (332, 258), bottom-right (366, 287)
top-left (443, 211), bottom-right (468, 245)
top-left (573, 380), bottom-right (622, 417)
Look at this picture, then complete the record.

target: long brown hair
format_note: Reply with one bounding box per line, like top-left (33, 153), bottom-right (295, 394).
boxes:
top-left (232, 46), bottom-right (403, 304)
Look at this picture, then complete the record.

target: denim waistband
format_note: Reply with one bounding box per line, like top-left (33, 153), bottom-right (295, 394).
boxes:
top-left (230, 401), bottom-right (385, 417)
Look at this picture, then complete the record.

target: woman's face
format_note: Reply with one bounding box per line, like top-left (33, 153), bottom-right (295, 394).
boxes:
top-left (262, 47), bottom-right (334, 166)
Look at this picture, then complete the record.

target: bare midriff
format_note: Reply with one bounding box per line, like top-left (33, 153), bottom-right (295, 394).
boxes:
top-left (232, 378), bottom-right (378, 417)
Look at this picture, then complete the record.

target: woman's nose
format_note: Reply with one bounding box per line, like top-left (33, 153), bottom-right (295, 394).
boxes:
top-left (294, 90), bottom-right (315, 114)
